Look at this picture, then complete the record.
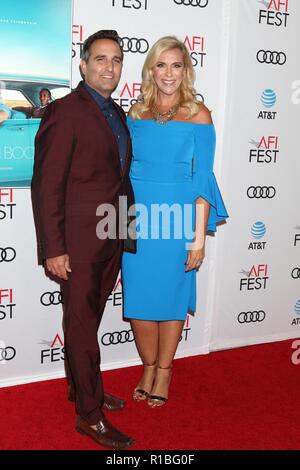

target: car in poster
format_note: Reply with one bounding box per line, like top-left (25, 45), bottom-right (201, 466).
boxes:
top-left (0, 73), bottom-right (70, 187)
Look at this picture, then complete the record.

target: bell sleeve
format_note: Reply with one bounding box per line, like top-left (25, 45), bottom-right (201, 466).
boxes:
top-left (192, 124), bottom-right (228, 232)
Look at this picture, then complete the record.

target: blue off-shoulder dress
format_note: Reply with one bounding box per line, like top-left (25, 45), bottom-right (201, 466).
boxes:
top-left (122, 117), bottom-right (228, 321)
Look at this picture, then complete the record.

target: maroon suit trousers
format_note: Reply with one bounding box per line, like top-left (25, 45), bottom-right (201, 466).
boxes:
top-left (61, 243), bottom-right (122, 424)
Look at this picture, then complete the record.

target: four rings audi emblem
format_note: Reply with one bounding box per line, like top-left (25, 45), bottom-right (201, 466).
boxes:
top-left (256, 50), bottom-right (287, 65)
top-left (247, 186), bottom-right (276, 199)
top-left (0, 247), bottom-right (16, 262)
top-left (120, 37), bottom-right (149, 54)
top-left (101, 330), bottom-right (135, 346)
top-left (291, 268), bottom-right (300, 279)
top-left (40, 291), bottom-right (63, 306)
top-left (0, 347), bottom-right (16, 361)
top-left (173, 0), bottom-right (209, 6)
top-left (238, 311), bottom-right (266, 324)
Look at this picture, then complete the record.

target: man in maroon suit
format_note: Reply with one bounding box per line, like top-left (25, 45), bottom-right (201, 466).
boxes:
top-left (31, 30), bottom-right (135, 449)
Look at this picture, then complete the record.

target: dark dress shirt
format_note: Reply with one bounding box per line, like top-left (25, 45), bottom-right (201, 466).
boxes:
top-left (84, 82), bottom-right (127, 168)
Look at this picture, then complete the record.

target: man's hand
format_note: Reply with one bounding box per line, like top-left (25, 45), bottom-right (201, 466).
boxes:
top-left (46, 254), bottom-right (72, 280)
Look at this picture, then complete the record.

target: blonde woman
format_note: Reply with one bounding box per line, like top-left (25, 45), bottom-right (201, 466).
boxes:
top-left (122, 36), bottom-right (228, 407)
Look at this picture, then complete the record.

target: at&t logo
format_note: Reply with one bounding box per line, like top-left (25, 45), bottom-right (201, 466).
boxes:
top-left (114, 82), bottom-right (142, 113)
top-left (258, 0), bottom-right (290, 28)
top-left (39, 333), bottom-right (64, 364)
top-left (239, 264), bottom-right (269, 291)
top-left (0, 189), bottom-right (16, 220)
top-left (249, 136), bottom-right (279, 164)
top-left (258, 89), bottom-right (277, 120)
top-left (184, 35), bottom-right (206, 68)
top-left (112, 0), bottom-right (148, 10)
top-left (248, 221), bottom-right (267, 251)
top-left (291, 300), bottom-right (300, 326)
top-left (0, 288), bottom-right (15, 321)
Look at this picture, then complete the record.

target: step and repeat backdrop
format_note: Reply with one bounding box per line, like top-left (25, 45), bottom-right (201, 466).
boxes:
top-left (211, 0), bottom-right (300, 350)
top-left (0, 0), bottom-right (299, 387)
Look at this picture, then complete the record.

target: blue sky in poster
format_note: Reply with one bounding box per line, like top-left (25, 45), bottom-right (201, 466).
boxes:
top-left (0, 0), bottom-right (72, 80)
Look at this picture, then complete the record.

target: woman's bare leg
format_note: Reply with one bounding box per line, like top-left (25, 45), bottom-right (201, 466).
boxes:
top-left (131, 319), bottom-right (159, 400)
top-left (148, 320), bottom-right (185, 406)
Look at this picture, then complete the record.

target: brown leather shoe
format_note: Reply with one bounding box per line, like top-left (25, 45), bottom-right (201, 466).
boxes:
top-left (67, 385), bottom-right (125, 411)
top-left (76, 415), bottom-right (134, 449)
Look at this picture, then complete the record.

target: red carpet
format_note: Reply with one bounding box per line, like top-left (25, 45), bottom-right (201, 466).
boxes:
top-left (1, 339), bottom-right (300, 450)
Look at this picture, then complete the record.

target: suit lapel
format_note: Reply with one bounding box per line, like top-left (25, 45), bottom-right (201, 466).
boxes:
top-left (76, 82), bottom-right (122, 174)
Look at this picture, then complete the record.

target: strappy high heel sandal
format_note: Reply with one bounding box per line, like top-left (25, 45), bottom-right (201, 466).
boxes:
top-left (133, 362), bottom-right (157, 402)
top-left (147, 365), bottom-right (173, 408)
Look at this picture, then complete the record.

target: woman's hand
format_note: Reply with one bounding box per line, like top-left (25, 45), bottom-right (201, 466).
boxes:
top-left (185, 243), bottom-right (205, 272)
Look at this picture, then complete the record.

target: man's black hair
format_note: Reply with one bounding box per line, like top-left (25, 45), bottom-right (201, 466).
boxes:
top-left (82, 30), bottom-right (123, 62)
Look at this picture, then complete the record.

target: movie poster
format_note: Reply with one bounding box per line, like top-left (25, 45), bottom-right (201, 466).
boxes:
top-left (0, 0), bottom-right (72, 187)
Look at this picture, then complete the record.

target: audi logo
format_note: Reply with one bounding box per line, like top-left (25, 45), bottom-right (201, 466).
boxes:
top-left (101, 330), bottom-right (135, 346)
top-left (256, 50), bottom-right (287, 65)
top-left (247, 186), bottom-right (276, 199)
top-left (0, 346), bottom-right (16, 361)
top-left (120, 37), bottom-right (149, 54)
top-left (40, 291), bottom-right (63, 306)
top-left (173, 0), bottom-right (209, 6)
top-left (0, 247), bottom-right (16, 262)
top-left (291, 268), bottom-right (300, 279)
top-left (238, 311), bottom-right (266, 324)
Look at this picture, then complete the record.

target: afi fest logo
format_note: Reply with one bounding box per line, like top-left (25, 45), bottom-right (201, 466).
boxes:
top-left (107, 276), bottom-right (123, 307)
top-left (294, 225), bottom-right (300, 247)
top-left (39, 333), bottom-right (64, 364)
top-left (0, 288), bottom-right (15, 321)
top-left (111, 0), bottom-right (149, 10)
top-left (258, 0), bottom-right (290, 28)
top-left (249, 136), bottom-right (279, 164)
top-left (113, 82), bottom-right (142, 113)
top-left (180, 314), bottom-right (192, 342)
top-left (0, 188), bottom-right (16, 220)
top-left (239, 264), bottom-right (269, 291)
top-left (72, 24), bottom-right (84, 59)
top-left (184, 35), bottom-right (206, 68)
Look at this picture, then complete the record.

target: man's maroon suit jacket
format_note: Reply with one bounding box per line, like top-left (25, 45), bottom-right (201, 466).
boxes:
top-left (31, 81), bottom-right (135, 264)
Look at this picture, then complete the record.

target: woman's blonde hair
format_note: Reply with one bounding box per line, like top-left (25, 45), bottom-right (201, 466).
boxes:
top-left (131, 36), bottom-right (199, 120)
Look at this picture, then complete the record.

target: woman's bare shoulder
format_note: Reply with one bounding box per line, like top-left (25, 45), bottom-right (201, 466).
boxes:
top-left (190, 102), bottom-right (213, 124)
